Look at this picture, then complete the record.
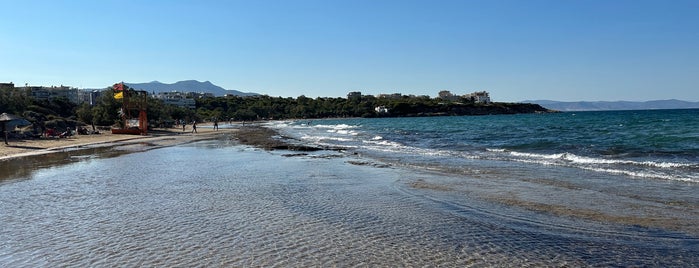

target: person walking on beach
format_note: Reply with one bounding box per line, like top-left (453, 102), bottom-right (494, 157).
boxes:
top-left (192, 121), bottom-right (197, 133)
top-left (213, 120), bottom-right (219, 131)
top-left (182, 120), bottom-right (186, 132)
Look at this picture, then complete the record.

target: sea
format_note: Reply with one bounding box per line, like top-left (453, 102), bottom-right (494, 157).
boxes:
top-left (272, 109), bottom-right (699, 234)
top-left (274, 109), bottom-right (699, 184)
top-left (1, 109), bottom-right (697, 266)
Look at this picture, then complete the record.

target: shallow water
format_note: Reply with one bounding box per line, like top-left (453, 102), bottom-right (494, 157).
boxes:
top-left (278, 110), bottom-right (699, 183)
top-left (1, 139), bottom-right (697, 267)
top-left (272, 112), bottom-right (699, 235)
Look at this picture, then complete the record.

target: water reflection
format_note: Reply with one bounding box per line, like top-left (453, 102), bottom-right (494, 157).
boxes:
top-left (0, 142), bottom-right (170, 183)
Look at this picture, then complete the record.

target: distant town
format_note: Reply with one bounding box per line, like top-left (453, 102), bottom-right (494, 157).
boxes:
top-left (0, 82), bottom-right (492, 110)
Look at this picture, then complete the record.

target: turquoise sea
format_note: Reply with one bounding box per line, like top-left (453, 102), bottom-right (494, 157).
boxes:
top-left (277, 109), bottom-right (699, 183)
top-left (272, 108), bottom-right (699, 240)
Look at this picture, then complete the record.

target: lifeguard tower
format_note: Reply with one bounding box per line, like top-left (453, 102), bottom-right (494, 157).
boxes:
top-left (111, 83), bottom-right (148, 135)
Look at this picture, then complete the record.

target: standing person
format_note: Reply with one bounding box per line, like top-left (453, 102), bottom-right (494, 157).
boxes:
top-left (2, 123), bottom-right (7, 145)
top-left (192, 121), bottom-right (197, 133)
top-left (213, 120), bottom-right (219, 131)
top-left (182, 120), bottom-right (186, 132)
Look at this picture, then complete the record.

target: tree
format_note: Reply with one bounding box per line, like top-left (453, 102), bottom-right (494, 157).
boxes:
top-left (92, 90), bottom-right (122, 126)
top-left (0, 87), bottom-right (31, 114)
top-left (75, 103), bottom-right (94, 127)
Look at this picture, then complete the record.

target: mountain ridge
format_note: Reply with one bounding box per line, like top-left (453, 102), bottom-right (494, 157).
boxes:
top-left (125, 80), bottom-right (258, 97)
top-left (523, 99), bottom-right (699, 111)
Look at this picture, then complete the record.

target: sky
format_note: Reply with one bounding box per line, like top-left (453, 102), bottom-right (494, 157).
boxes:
top-left (1, 0), bottom-right (698, 102)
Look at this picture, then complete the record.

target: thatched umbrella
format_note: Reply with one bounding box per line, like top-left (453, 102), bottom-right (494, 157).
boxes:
top-left (0, 112), bottom-right (25, 145)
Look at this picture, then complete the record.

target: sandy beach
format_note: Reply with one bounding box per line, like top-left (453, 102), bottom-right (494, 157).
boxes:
top-left (0, 122), bottom-right (234, 161)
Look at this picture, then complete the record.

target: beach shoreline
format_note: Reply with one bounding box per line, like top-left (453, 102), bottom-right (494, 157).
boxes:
top-left (0, 122), bottom-right (235, 161)
top-left (0, 122), bottom-right (324, 162)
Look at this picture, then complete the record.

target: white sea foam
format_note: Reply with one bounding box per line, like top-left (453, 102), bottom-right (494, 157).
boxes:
top-left (267, 121), bottom-right (293, 129)
top-left (582, 167), bottom-right (698, 183)
top-left (314, 124), bottom-right (358, 130)
top-left (336, 130), bottom-right (359, 136)
top-left (300, 134), bottom-right (353, 143)
top-left (509, 151), bottom-right (566, 160)
top-left (363, 139), bottom-right (404, 148)
top-left (508, 151), bottom-right (695, 169)
top-left (278, 120), bottom-right (698, 183)
top-left (639, 161), bottom-right (694, 169)
top-left (503, 150), bottom-right (698, 182)
top-left (300, 134), bottom-right (323, 142)
top-left (324, 137), bottom-right (355, 142)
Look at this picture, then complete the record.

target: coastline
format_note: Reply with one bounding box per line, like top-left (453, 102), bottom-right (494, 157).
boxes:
top-left (1, 122), bottom-right (321, 162)
top-left (0, 122), bottom-right (235, 161)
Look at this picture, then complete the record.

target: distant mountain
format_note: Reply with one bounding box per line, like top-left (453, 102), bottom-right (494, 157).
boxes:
top-left (522, 99), bottom-right (699, 111)
top-left (125, 80), bottom-right (258, 97)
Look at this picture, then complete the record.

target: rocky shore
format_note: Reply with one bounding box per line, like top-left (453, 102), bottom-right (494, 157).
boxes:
top-left (231, 125), bottom-right (340, 152)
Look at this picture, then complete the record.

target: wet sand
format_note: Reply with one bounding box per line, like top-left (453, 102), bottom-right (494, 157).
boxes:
top-left (0, 123), bottom-right (234, 161)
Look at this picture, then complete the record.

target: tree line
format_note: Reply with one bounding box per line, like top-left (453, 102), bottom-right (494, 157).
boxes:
top-left (194, 94), bottom-right (549, 122)
top-left (2, 85), bottom-right (549, 132)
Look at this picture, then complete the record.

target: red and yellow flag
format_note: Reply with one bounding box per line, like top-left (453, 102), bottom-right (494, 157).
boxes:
top-left (113, 82), bottom-right (124, 99)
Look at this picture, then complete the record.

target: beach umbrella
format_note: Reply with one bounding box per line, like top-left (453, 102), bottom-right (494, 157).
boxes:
top-left (0, 112), bottom-right (27, 145)
top-left (6, 118), bottom-right (31, 129)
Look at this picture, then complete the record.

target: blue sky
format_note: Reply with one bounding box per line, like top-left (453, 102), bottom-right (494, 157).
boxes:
top-left (1, 0), bottom-right (698, 101)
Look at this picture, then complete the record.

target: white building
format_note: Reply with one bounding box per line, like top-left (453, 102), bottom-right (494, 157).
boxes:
top-left (465, 91), bottom-right (491, 103)
top-left (152, 91), bottom-right (196, 109)
top-left (27, 85), bottom-right (79, 103)
top-left (375, 106), bottom-right (389, 114)
top-left (77, 89), bottom-right (104, 106)
top-left (377, 93), bottom-right (403, 99)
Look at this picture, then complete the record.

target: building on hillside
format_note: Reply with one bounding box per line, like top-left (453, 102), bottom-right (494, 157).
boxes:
top-left (403, 94), bottom-right (429, 99)
top-left (377, 93), bottom-right (403, 99)
top-left (77, 89), bottom-right (104, 106)
top-left (186, 92), bottom-right (215, 99)
top-left (27, 85), bottom-right (79, 103)
top-left (438, 90), bottom-right (452, 98)
top-left (152, 91), bottom-right (196, 109)
top-left (464, 91), bottom-right (491, 103)
top-left (0, 82), bottom-right (14, 90)
top-left (438, 90), bottom-right (460, 101)
top-left (347, 91), bottom-right (362, 100)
